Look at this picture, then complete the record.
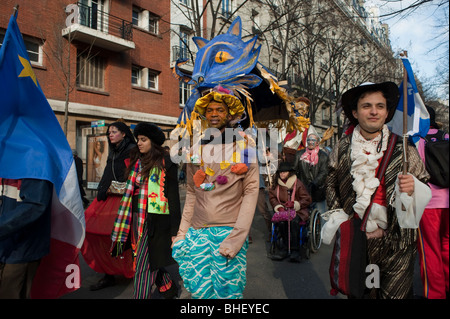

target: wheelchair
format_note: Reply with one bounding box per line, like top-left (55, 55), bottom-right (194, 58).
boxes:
top-left (269, 206), bottom-right (322, 260)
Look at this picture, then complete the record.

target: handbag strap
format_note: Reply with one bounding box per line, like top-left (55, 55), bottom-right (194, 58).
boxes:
top-left (360, 133), bottom-right (398, 231)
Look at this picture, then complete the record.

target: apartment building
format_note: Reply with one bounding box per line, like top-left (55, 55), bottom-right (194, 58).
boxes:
top-left (1, 0), bottom-right (181, 184)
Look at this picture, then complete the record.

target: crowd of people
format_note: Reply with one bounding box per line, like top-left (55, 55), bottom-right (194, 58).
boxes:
top-left (0, 81), bottom-right (448, 300)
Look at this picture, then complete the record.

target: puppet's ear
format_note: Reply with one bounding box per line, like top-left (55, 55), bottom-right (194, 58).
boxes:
top-left (193, 37), bottom-right (209, 49)
top-left (227, 17), bottom-right (242, 38)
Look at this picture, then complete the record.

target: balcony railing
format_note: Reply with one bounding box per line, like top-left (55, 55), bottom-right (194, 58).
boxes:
top-left (77, 2), bottom-right (133, 41)
top-left (63, 2), bottom-right (134, 51)
top-left (172, 45), bottom-right (195, 66)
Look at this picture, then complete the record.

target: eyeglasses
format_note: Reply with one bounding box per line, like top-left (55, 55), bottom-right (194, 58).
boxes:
top-left (307, 138), bottom-right (318, 142)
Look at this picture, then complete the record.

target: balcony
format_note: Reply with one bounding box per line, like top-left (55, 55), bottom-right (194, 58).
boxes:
top-left (62, 2), bottom-right (135, 52)
top-left (171, 45), bottom-right (195, 71)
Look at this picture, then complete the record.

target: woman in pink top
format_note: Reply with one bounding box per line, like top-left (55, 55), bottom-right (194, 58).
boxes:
top-left (416, 105), bottom-right (449, 299)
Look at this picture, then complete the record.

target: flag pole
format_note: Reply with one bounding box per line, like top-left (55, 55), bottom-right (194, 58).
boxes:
top-left (400, 50), bottom-right (408, 175)
top-left (13, 4), bottom-right (19, 17)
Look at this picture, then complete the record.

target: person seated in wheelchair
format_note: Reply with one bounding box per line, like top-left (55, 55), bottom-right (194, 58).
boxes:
top-left (268, 162), bottom-right (312, 262)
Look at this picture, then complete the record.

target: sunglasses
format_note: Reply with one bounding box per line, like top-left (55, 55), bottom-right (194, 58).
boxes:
top-left (307, 138), bottom-right (318, 142)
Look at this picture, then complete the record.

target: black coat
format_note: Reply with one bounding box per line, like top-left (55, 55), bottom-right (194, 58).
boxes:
top-left (96, 136), bottom-right (136, 201)
top-left (146, 155), bottom-right (181, 271)
top-left (292, 149), bottom-right (329, 202)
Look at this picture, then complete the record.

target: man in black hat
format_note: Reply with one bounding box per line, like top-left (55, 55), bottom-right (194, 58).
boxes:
top-left (324, 82), bottom-right (430, 299)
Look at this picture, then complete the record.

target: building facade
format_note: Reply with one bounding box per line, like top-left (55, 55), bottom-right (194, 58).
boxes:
top-left (1, 0), bottom-right (181, 185)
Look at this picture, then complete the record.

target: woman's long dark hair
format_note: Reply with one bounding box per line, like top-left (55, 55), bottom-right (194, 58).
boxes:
top-left (125, 141), bottom-right (165, 180)
top-left (271, 170), bottom-right (295, 190)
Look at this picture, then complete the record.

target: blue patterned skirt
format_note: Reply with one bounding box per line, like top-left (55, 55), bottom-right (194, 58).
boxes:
top-left (172, 226), bottom-right (248, 299)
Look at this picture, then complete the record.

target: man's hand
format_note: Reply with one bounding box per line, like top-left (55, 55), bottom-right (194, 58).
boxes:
top-left (366, 227), bottom-right (385, 239)
top-left (398, 174), bottom-right (414, 196)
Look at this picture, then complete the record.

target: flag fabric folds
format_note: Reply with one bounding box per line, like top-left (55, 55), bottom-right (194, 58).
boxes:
top-left (387, 58), bottom-right (430, 145)
top-left (0, 14), bottom-right (85, 298)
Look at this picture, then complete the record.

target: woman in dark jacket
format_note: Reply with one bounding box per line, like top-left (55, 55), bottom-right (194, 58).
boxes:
top-left (111, 122), bottom-right (181, 299)
top-left (292, 133), bottom-right (329, 214)
top-left (81, 121), bottom-right (136, 290)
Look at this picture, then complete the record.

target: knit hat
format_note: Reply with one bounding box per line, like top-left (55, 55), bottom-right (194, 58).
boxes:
top-left (341, 82), bottom-right (399, 126)
top-left (133, 122), bottom-right (165, 146)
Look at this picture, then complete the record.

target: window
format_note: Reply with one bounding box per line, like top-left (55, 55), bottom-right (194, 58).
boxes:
top-left (0, 32), bottom-right (43, 65)
top-left (77, 53), bottom-right (105, 90)
top-left (148, 70), bottom-right (158, 90)
top-left (132, 7), bottom-right (159, 34)
top-left (132, 65), bottom-right (159, 91)
top-left (179, 0), bottom-right (190, 5)
top-left (322, 106), bottom-right (330, 125)
top-left (24, 41), bottom-right (40, 64)
top-left (132, 7), bottom-right (140, 26)
top-left (179, 81), bottom-right (192, 107)
top-left (179, 30), bottom-right (189, 60)
top-left (222, 0), bottom-right (234, 18)
top-left (148, 13), bottom-right (159, 34)
top-left (131, 66), bottom-right (141, 86)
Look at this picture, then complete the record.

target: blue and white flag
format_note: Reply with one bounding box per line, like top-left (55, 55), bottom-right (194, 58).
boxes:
top-left (0, 14), bottom-right (85, 298)
top-left (387, 58), bottom-right (430, 145)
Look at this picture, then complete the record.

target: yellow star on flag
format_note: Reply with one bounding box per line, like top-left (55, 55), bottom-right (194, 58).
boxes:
top-left (18, 55), bottom-right (37, 86)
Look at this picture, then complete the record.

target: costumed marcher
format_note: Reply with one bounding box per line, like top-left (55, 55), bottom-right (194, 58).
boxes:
top-left (111, 122), bottom-right (181, 299)
top-left (0, 178), bottom-right (53, 299)
top-left (268, 162), bottom-right (312, 262)
top-left (323, 82), bottom-right (431, 299)
top-left (172, 86), bottom-right (259, 299)
top-left (293, 133), bottom-right (328, 215)
top-left (81, 121), bottom-right (136, 291)
top-left (416, 105), bottom-right (449, 299)
top-left (282, 97), bottom-right (311, 163)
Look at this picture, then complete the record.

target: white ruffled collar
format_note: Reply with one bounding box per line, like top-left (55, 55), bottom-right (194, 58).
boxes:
top-left (350, 125), bottom-right (390, 228)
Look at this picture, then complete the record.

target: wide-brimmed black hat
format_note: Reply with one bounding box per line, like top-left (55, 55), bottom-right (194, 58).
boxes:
top-left (341, 82), bottom-right (399, 126)
top-left (133, 122), bottom-right (165, 146)
top-left (277, 161), bottom-right (295, 172)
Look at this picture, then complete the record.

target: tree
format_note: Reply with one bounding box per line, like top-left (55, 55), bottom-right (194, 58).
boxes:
top-left (38, 1), bottom-right (97, 136)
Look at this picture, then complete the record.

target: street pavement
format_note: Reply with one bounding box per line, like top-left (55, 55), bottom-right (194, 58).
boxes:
top-left (61, 185), bottom-right (424, 300)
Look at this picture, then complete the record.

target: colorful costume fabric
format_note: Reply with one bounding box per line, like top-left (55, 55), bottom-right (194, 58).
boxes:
top-left (110, 155), bottom-right (180, 299)
top-left (326, 129), bottom-right (429, 298)
top-left (172, 131), bottom-right (259, 299)
top-left (172, 226), bottom-right (248, 299)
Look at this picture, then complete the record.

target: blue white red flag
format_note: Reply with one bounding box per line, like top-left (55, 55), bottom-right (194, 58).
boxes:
top-left (0, 14), bottom-right (85, 298)
top-left (387, 58), bottom-right (430, 145)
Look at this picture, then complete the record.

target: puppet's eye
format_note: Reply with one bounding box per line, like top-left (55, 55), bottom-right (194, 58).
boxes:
top-left (215, 51), bottom-right (234, 63)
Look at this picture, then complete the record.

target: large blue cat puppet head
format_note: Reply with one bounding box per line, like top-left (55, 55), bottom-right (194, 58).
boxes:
top-left (174, 17), bottom-right (289, 131)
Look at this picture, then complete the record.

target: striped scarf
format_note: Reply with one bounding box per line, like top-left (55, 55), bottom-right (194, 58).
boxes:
top-left (111, 159), bottom-right (166, 255)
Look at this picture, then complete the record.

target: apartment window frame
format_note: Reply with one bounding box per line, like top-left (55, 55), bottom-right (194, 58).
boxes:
top-left (77, 52), bottom-right (106, 91)
top-left (132, 6), bottom-right (160, 35)
top-left (147, 70), bottom-right (158, 90)
top-left (0, 32), bottom-right (43, 66)
top-left (131, 65), bottom-right (141, 86)
top-left (179, 81), bottom-right (192, 107)
top-left (132, 65), bottom-right (160, 91)
top-left (148, 13), bottom-right (159, 34)
top-left (132, 7), bottom-right (140, 26)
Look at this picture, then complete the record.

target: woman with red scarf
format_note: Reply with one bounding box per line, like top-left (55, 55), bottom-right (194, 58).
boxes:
top-left (293, 133), bottom-right (329, 215)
